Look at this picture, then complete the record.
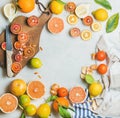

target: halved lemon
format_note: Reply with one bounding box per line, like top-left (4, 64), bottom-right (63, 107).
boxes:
top-left (75, 4), bottom-right (90, 18)
top-left (3, 3), bottom-right (16, 22)
top-left (67, 14), bottom-right (78, 25)
top-left (81, 30), bottom-right (92, 40)
top-left (91, 22), bottom-right (102, 32)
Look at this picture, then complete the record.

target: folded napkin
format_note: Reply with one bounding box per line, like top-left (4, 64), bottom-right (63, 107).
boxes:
top-left (93, 33), bottom-right (120, 117)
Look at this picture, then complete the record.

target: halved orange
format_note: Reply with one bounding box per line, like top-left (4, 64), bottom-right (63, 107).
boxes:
top-left (67, 14), bottom-right (78, 25)
top-left (0, 93), bottom-right (18, 113)
top-left (48, 17), bottom-right (64, 34)
top-left (69, 86), bottom-right (86, 104)
top-left (27, 80), bottom-right (45, 99)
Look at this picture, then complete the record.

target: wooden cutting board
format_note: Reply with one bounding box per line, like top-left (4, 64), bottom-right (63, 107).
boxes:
top-left (0, 9), bottom-right (52, 76)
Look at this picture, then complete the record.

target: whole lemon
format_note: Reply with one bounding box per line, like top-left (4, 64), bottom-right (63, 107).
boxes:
top-left (92, 8), bottom-right (108, 21)
top-left (49, 0), bottom-right (64, 14)
top-left (37, 103), bottom-right (51, 118)
top-left (88, 82), bottom-right (103, 98)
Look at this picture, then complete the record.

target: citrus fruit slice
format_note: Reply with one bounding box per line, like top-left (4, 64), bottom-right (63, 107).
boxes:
top-left (14, 41), bottom-right (22, 50)
top-left (75, 4), bottom-right (90, 18)
top-left (70, 27), bottom-right (80, 37)
top-left (67, 14), bottom-right (78, 25)
top-left (24, 104), bottom-right (36, 116)
top-left (82, 16), bottom-right (93, 26)
top-left (69, 86), bottom-right (86, 104)
top-left (27, 80), bottom-right (45, 99)
top-left (18, 32), bottom-right (29, 44)
top-left (52, 97), bottom-right (69, 112)
top-left (15, 53), bottom-right (23, 62)
top-left (27, 15), bottom-right (39, 27)
top-left (11, 62), bottom-right (22, 73)
top-left (3, 3), bottom-right (16, 22)
top-left (91, 22), bottom-right (102, 32)
top-left (85, 74), bottom-right (95, 84)
top-left (10, 23), bottom-right (22, 34)
top-left (1, 42), bottom-right (6, 51)
top-left (9, 79), bottom-right (27, 96)
top-left (37, 103), bottom-right (51, 118)
top-left (48, 17), bottom-right (64, 34)
top-left (65, 2), bottom-right (76, 13)
top-left (0, 93), bottom-right (18, 113)
top-left (80, 30), bottom-right (92, 40)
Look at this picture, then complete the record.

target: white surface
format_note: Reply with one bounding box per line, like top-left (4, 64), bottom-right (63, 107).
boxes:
top-left (0, 0), bottom-right (120, 118)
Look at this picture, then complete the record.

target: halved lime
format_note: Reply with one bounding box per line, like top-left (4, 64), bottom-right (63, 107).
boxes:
top-left (85, 74), bottom-right (94, 84)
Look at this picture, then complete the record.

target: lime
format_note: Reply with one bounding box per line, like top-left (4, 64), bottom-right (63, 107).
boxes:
top-left (88, 82), bottom-right (103, 98)
top-left (30, 57), bottom-right (42, 68)
top-left (85, 74), bottom-right (94, 84)
top-left (37, 103), bottom-right (51, 118)
top-left (49, 0), bottom-right (64, 14)
top-left (19, 94), bottom-right (31, 108)
top-left (92, 8), bottom-right (108, 21)
top-left (24, 104), bottom-right (36, 116)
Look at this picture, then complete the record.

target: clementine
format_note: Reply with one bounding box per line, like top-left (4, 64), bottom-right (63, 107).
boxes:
top-left (57, 87), bottom-right (68, 97)
top-left (17, 0), bottom-right (35, 13)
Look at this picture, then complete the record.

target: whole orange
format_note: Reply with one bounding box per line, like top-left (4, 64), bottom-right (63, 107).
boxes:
top-left (97, 64), bottom-right (107, 75)
top-left (9, 79), bottom-right (27, 96)
top-left (95, 51), bottom-right (107, 61)
top-left (17, 0), bottom-right (35, 13)
top-left (57, 87), bottom-right (68, 97)
top-left (52, 97), bottom-right (69, 112)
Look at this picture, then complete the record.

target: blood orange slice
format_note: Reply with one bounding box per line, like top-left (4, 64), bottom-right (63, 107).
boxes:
top-left (11, 62), bottom-right (22, 73)
top-left (14, 41), bottom-right (22, 50)
top-left (14, 53), bottom-right (23, 62)
top-left (27, 80), bottom-right (45, 99)
top-left (0, 93), bottom-right (18, 113)
top-left (48, 17), bottom-right (64, 34)
top-left (27, 15), bottom-right (39, 27)
top-left (70, 27), bottom-right (80, 37)
top-left (69, 86), bottom-right (86, 104)
top-left (18, 32), bottom-right (29, 44)
top-left (10, 23), bottom-right (22, 34)
top-left (65, 2), bottom-right (76, 13)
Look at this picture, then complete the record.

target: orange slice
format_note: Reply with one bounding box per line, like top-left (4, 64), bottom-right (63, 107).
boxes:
top-left (69, 86), bottom-right (86, 104)
top-left (80, 30), bottom-right (92, 40)
top-left (0, 93), bottom-right (18, 113)
top-left (27, 80), bottom-right (45, 99)
top-left (91, 22), bottom-right (102, 32)
top-left (70, 27), bottom-right (80, 37)
top-left (65, 2), bottom-right (76, 13)
top-left (82, 16), bottom-right (93, 26)
top-left (48, 17), bottom-right (64, 34)
top-left (14, 41), bottom-right (22, 50)
top-left (67, 14), bottom-right (78, 25)
top-left (18, 32), bottom-right (29, 44)
top-left (10, 23), bottom-right (22, 34)
top-left (11, 62), bottom-right (22, 73)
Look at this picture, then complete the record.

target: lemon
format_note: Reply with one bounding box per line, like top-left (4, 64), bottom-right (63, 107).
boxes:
top-left (81, 30), bottom-right (92, 40)
top-left (67, 14), bottom-right (78, 25)
top-left (91, 22), bottom-right (102, 32)
top-left (88, 82), bottom-right (103, 98)
top-left (30, 58), bottom-right (42, 68)
top-left (49, 0), bottom-right (64, 14)
top-left (75, 4), bottom-right (90, 18)
top-left (92, 8), bottom-right (108, 21)
top-left (19, 94), bottom-right (31, 108)
top-left (37, 103), bottom-right (51, 118)
top-left (3, 3), bottom-right (16, 22)
top-left (24, 104), bottom-right (36, 116)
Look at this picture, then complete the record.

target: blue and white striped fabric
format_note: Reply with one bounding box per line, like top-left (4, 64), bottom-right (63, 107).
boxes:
top-left (73, 89), bottom-right (102, 118)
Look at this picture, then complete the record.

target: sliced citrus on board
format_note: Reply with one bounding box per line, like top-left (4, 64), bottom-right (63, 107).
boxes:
top-left (18, 32), bottom-right (29, 44)
top-left (91, 22), bottom-right (102, 32)
top-left (70, 27), bottom-right (80, 37)
top-left (9, 79), bottom-right (27, 96)
top-left (69, 86), bottom-right (86, 104)
top-left (0, 93), bottom-right (18, 113)
top-left (67, 14), bottom-right (78, 25)
top-left (80, 30), bottom-right (92, 40)
top-left (14, 53), bottom-right (23, 62)
top-left (27, 15), bottom-right (39, 27)
top-left (10, 23), bottom-right (22, 34)
top-left (82, 16), bottom-right (93, 26)
top-left (27, 80), bottom-right (45, 99)
top-left (65, 2), bottom-right (76, 13)
top-left (14, 41), bottom-right (22, 50)
top-left (48, 17), bottom-right (64, 34)
top-left (75, 4), bottom-right (90, 18)
top-left (3, 3), bottom-right (16, 22)
top-left (85, 74), bottom-right (95, 84)
top-left (11, 62), bottom-right (22, 73)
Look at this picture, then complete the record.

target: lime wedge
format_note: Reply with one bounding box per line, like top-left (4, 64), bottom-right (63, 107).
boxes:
top-left (85, 74), bottom-right (94, 84)
top-left (3, 3), bottom-right (16, 22)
